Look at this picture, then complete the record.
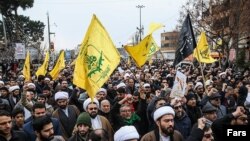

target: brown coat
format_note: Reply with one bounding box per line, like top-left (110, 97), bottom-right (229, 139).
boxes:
top-left (99, 115), bottom-right (114, 141)
top-left (141, 130), bottom-right (183, 141)
top-left (52, 105), bottom-right (80, 140)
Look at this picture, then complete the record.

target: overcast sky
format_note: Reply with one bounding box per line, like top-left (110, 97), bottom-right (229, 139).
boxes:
top-left (18, 0), bottom-right (187, 51)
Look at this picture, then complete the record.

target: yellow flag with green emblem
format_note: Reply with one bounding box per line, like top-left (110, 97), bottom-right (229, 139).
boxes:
top-left (193, 32), bottom-right (216, 63)
top-left (73, 14), bottom-right (120, 100)
top-left (124, 35), bottom-right (159, 68)
top-left (36, 51), bottom-right (50, 77)
top-left (23, 51), bottom-right (31, 81)
top-left (49, 50), bottom-right (65, 80)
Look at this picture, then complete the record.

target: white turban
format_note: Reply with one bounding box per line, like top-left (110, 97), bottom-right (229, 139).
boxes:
top-left (45, 77), bottom-right (51, 81)
top-left (143, 83), bottom-right (150, 88)
top-left (124, 73), bottom-right (130, 79)
top-left (114, 126), bottom-right (139, 141)
top-left (0, 81), bottom-right (4, 85)
top-left (219, 72), bottom-right (226, 77)
top-left (97, 88), bottom-right (107, 95)
top-left (27, 83), bottom-right (36, 88)
top-left (83, 98), bottom-right (99, 111)
top-left (194, 82), bottom-right (203, 90)
top-left (117, 83), bottom-right (126, 89)
top-left (54, 91), bottom-right (69, 101)
top-left (9, 85), bottom-right (20, 92)
top-left (154, 106), bottom-right (175, 121)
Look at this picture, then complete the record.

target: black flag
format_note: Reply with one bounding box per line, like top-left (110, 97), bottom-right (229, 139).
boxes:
top-left (173, 14), bottom-right (196, 66)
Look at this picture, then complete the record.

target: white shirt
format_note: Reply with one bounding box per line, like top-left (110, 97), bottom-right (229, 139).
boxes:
top-left (160, 134), bottom-right (170, 141)
top-left (91, 115), bottom-right (102, 129)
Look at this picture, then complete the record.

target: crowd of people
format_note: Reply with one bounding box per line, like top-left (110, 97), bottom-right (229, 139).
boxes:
top-left (0, 58), bottom-right (249, 141)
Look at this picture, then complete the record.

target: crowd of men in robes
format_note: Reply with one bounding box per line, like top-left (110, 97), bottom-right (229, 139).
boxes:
top-left (0, 59), bottom-right (249, 141)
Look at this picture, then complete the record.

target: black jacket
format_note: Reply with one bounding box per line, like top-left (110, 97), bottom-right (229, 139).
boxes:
top-left (185, 128), bottom-right (204, 141)
top-left (0, 130), bottom-right (29, 141)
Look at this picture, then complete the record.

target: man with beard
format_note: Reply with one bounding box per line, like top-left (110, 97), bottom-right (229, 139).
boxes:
top-left (8, 85), bottom-right (21, 111)
top-left (52, 91), bottom-right (80, 139)
top-left (33, 115), bottom-right (64, 141)
top-left (23, 103), bottom-right (62, 141)
top-left (0, 110), bottom-right (28, 141)
top-left (194, 82), bottom-right (205, 104)
top-left (95, 88), bottom-right (108, 102)
top-left (170, 99), bottom-right (191, 139)
top-left (141, 106), bottom-right (183, 141)
top-left (68, 112), bottom-right (92, 141)
top-left (35, 75), bottom-right (45, 94)
top-left (83, 98), bottom-right (113, 141)
top-left (59, 80), bottom-right (73, 97)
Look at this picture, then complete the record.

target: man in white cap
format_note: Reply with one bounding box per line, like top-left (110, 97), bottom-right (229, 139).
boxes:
top-left (52, 91), bottom-right (80, 140)
top-left (8, 85), bottom-right (20, 111)
top-left (114, 126), bottom-right (139, 141)
top-left (194, 82), bottom-right (204, 102)
top-left (95, 88), bottom-right (107, 102)
top-left (141, 106), bottom-right (183, 141)
top-left (83, 98), bottom-right (113, 141)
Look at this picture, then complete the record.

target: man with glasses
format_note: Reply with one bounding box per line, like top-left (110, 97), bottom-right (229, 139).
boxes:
top-left (208, 93), bottom-right (227, 119)
top-left (83, 98), bottom-right (113, 141)
top-left (171, 99), bottom-right (191, 139)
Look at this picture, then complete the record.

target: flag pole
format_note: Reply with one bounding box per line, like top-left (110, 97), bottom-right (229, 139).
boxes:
top-left (196, 47), bottom-right (208, 94)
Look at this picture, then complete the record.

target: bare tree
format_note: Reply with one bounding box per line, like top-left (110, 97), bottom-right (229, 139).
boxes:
top-left (178, 0), bottom-right (250, 62)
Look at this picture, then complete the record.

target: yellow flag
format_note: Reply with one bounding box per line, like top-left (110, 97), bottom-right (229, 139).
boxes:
top-left (49, 50), bottom-right (65, 80)
top-left (124, 35), bottom-right (159, 67)
top-left (147, 23), bottom-right (164, 35)
top-left (23, 51), bottom-right (31, 81)
top-left (73, 14), bottom-right (120, 100)
top-left (193, 32), bottom-right (216, 63)
top-left (36, 51), bottom-right (50, 77)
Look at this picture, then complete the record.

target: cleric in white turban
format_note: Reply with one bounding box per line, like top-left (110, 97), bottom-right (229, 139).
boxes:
top-left (153, 106), bottom-right (175, 121)
top-left (114, 126), bottom-right (139, 141)
top-left (83, 98), bottom-right (99, 111)
top-left (54, 91), bottom-right (69, 101)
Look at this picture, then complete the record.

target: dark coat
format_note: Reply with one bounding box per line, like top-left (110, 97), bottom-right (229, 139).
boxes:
top-left (0, 130), bottom-right (29, 141)
top-left (185, 105), bottom-right (202, 126)
top-left (52, 105), bottom-right (80, 139)
top-left (141, 128), bottom-right (183, 141)
top-left (68, 133), bottom-right (87, 141)
top-left (174, 112), bottom-right (192, 139)
top-left (211, 113), bottom-right (235, 141)
top-left (185, 128), bottom-right (204, 141)
top-left (23, 118), bottom-right (62, 141)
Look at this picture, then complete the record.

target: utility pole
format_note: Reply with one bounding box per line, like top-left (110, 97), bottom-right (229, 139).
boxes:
top-left (1, 14), bottom-right (8, 48)
top-left (136, 5), bottom-right (145, 41)
top-left (47, 12), bottom-right (55, 63)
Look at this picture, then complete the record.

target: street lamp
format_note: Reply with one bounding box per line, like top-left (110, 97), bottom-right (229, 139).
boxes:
top-left (136, 5), bottom-right (145, 41)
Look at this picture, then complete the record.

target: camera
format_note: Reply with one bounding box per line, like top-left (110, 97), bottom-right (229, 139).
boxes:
top-left (204, 120), bottom-right (212, 130)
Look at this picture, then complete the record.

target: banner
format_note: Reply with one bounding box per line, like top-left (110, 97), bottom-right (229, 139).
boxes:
top-left (15, 43), bottom-right (26, 60)
top-left (170, 71), bottom-right (187, 98)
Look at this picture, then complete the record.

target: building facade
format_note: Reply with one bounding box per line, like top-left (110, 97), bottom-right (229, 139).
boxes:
top-left (161, 31), bottom-right (179, 60)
